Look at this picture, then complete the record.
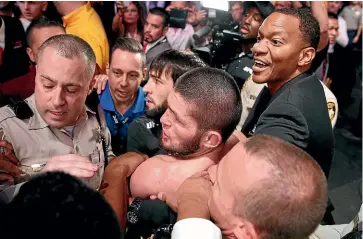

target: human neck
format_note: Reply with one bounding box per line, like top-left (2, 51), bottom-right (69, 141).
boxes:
top-left (127, 23), bottom-right (138, 34)
top-left (114, 95), bottom-right (137, 115)
top-left (177, 144), bottom-right (224, 164)
top-left (267, 68), bottom-right (308, 96)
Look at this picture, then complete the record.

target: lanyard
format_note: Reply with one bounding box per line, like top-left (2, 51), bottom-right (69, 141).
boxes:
top-left (111, 112), bottom-right (129, 127)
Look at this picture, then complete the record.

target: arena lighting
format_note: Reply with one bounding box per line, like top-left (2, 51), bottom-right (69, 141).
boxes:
top-left (200, 0), bottom-right (229, 12)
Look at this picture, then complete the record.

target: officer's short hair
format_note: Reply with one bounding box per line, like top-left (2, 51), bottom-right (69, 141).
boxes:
top-left (275, 8), bottom-right (320, 50)
top-left (26, 16), bottom-right (65, 47)
top-left (174, 67), bottom-right (242, 142)
top-left (149, 50), bottom-right (206, 84)
top-left (38, 34), bottom-right (96, 80)
top-left (149, 7), bottom-right (170, 28)
top-left (236, 135), bottom-right (327, 239)
top-left (110, 37), bottom-right (146, 68)
top-left (1, 172), bottom-right (123, 239)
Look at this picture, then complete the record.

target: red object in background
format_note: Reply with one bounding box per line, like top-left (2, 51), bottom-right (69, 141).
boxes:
top-left (0, 47), bottom-right (3, 66)
top-left (0, 65), bottom-right (36, 99)
top-left (143, 42), bottom-right (148, 52)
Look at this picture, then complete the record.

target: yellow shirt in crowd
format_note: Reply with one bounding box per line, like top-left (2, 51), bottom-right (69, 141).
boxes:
top-left (63, 2), bottom-right (109, 73)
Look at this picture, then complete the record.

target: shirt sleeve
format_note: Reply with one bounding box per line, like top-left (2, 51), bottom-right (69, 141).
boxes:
top-left (254, 102), bottom-right (309, 150)
top-left (171, 218), bottom-right (222, 239)
top-left (336, 18), bottom-right (349, 47)
top-left (126, 120), bottom-right (147, 154)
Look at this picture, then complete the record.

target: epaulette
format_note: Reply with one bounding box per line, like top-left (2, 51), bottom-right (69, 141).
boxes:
top-left (0, 95), bottom-right (33, 121)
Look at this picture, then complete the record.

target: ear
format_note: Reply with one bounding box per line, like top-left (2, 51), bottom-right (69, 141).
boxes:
top-left (41, 1), bottom-right (48, 11)
top-left (106, 62), bottom-right (110, 75)
top-left (297, 47), bottom-right (315, 67)
top-left (233, 219), bottom-right (259, 239)
top-left (162, 26), bottom-right (169, 36)
top-left (26, 47), bottom-right (36, 63)
top-left (201, 131), bottom-right (222, 149)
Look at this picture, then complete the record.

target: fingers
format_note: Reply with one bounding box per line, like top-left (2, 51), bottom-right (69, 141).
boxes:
top-left (190, 171), bottom-right (210, 179)
top-left (0, 140), bottom-right (13, 151)
top-left (94, 74), bottom-right (108, 94)
top-left (0, 158), bottom-right (22, 177)
top-left (101, 77), bottom-right (107, 92)
top-left (0, 173), bottom-right (14, 183)
top-left (150, 195), bottom-right (158, 200)
top-left (43, 155), bottom-right (98, 178)
top-left (65, 167), bottom-right (96, 178)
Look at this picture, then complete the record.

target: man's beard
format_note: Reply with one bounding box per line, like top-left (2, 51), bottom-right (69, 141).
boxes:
top-left (160, 131), bottom-right (203, 157)
top-left (145, 100), bottom-right (168, 119)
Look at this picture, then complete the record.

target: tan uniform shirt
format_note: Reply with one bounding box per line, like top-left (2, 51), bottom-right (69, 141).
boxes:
top-left (0, 95), bottom-right (114, 178)
top-left (236, 76), bottom-right (338, 130)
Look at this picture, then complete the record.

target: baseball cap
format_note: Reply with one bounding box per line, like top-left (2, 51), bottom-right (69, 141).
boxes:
top-left (243, 1), bottom-right (275, 19)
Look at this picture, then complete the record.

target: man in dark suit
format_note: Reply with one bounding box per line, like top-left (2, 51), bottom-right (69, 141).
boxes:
top-left (242, 8), bottom-right (334, 178)
top-left (143, 7), bottom-right (171, 68)
top-left (0, 15), bottom-right (29, 84)
top-left (241, 9), bottom-right (335, 224)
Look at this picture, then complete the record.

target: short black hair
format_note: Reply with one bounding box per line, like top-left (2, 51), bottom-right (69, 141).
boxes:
top-left (328, 12), bottom-right (338, 20)
top-left (110, 37), bottom-right (145, 67)
top-left (149, 7), bottom-right (170, 28)
top-left (174, 68), bottom-right (242, 142)
top-left (275, 8), bottom-right (320, 50)
top-left (0, 172), bottom-right (123, 239)
top-left (149, 50), bottom-right (206, 84)
top-left (26, 16), bottom-right (65, 47)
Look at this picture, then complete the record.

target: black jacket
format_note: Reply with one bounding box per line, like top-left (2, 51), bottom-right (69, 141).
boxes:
top-left (0, 16), bottom-right (29, 83)
top-left (242, 72), bottom-right (334, 177)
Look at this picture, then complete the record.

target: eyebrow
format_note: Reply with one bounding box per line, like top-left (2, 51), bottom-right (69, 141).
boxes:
top-left (40, 74), bottom-right (81, 87)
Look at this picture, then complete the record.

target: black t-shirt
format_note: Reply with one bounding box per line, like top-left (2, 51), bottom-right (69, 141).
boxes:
top-left (127, 115), bottom-right (164, 157)
top-left (242, 72), bottom-right (334, 177)
top-left (225, 51), bottom-right (254, 89)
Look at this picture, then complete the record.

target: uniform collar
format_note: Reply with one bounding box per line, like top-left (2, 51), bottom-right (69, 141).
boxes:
top-left (26, 94), bottom-right (96, 130)
top-left (62, 2), bottom-right (91, 27)
top-left (99, 82), bottom-right (145, 114)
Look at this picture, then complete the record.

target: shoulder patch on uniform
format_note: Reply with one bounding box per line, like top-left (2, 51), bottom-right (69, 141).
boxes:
top-left (0, 107), bottom-right (16, 123)
top-left (327, 101), bottom-right (336, 121)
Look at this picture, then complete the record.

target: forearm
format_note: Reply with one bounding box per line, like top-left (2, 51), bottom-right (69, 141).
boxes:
top-left (101, 166), bottom-right (129, 229)
top-left (177, 199), bottom-right (210, 221)
top-left (355, 25), bottom-right (362, 38)
top-left (311, 1), bottom-right (329, 51)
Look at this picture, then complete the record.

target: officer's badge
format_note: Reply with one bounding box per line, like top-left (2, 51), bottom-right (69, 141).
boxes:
top-left (92, 126), bottom-right (103, 143)
top-left (327, 101), bottom-right (336, 121)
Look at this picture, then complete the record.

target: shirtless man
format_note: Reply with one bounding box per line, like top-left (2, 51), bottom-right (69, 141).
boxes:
top-left (129, 67), bottom-right (242, 198)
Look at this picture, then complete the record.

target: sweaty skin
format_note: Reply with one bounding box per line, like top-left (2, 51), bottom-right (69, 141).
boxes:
top-left (130, 154), bottom-right (217, 198)
top-left (130, 131), bottom-right (246, 198)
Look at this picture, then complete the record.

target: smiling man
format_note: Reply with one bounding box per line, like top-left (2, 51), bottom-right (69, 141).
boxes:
top-left (241, 8), bottom-right (334, 180)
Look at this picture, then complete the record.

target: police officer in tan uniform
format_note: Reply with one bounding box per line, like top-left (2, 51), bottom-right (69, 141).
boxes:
top-left (0, 34), bottom-right (114, 190)
top-left (236, 75), bottom-right (339, 130)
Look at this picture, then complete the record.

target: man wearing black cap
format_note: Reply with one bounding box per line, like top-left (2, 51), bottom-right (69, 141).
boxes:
top-left (226, 1), bottom-right (275, 90)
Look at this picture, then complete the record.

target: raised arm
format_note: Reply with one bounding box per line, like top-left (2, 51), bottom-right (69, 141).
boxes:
top-left (311, 1), bottom-right (329, 52)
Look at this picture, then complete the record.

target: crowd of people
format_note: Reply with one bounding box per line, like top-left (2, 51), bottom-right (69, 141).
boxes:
top-left (0, 1), bottom-right (362, 239)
